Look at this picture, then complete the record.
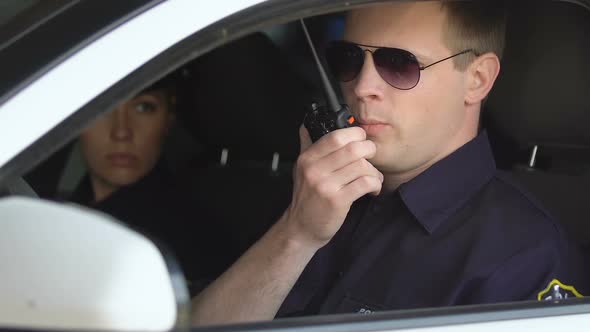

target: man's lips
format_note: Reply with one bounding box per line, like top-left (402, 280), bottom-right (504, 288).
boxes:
top-left (357, 120), bottom-right (390, 136)
top-left (106, 153), bottom-right (138, 167)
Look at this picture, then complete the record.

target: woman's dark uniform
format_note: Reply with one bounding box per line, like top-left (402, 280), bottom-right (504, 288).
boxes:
top-left (69, 163), bottom-right (231, 295)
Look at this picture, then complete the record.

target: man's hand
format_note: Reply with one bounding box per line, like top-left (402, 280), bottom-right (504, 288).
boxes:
top-left (282, 126), bottom-right (383, 249)
top-left (191, 126), bottom-right (382, 326)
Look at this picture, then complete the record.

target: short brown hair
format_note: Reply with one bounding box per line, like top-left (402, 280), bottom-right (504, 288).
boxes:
top-left (441, 1), bottom-right (507, 70)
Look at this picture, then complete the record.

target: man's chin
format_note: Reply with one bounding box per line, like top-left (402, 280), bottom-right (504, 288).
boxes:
top-left (367, 155), bottom-right (414, 175)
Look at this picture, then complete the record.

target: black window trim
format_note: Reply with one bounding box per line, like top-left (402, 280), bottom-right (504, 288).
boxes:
top-left (0, 0), bottom-right (77, 54)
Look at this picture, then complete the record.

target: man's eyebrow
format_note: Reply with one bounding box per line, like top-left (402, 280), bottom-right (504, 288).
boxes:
top-left (410, 50), bottom-right (434, 64)
top-left (341, 39), bottom-right (435, 64)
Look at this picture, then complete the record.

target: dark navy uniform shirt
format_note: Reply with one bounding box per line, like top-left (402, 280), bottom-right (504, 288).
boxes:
top-left (277, 132), bottom-right (589, 317)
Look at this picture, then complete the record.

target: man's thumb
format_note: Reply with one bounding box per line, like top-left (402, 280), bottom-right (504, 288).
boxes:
top-left (299, 124), bottom-right (313, 153)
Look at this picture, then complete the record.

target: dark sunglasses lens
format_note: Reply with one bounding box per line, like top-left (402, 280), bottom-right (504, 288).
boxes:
top-left (373, 48), bottom-right (420, 89)
top-left (325, 42), bottom-right (363, 82)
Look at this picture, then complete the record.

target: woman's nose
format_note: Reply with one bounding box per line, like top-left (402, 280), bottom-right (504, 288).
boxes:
top-left (110, 108), bottom-right (132, 141)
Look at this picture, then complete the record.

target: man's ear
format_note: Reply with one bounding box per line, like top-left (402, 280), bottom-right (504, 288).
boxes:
top-left (464, 53), bottom-right (501, 106)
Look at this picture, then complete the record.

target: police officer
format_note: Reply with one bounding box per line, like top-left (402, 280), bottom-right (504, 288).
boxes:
top-left (191, 1), bottom-right (588, 324)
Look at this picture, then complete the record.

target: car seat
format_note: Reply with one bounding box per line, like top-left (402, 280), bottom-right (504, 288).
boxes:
top-left (180, 32), bottom-right (316, 277)
top-left (485, 0), bottom-right (590, 246)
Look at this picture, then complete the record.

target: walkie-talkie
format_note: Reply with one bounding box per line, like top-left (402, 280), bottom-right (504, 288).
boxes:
top-left (300, 19), bottom-right (356, 142)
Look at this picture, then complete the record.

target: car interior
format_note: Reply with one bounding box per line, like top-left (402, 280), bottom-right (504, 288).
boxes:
top-left (20, 0), bottom-right (590, 305)
top-left (485, 0), bottom-right (590, 250)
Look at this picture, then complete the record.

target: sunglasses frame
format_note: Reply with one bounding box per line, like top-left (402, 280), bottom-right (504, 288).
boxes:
top-left (327, 40), bottom-right (476, 90)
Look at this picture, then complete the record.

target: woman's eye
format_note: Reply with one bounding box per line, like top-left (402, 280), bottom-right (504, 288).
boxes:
top-left (134, 101), bottom-right (157, 113)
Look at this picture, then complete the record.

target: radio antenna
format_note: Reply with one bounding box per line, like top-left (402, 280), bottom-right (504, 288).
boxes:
top-left (300, 19), bottom-right (340, 113)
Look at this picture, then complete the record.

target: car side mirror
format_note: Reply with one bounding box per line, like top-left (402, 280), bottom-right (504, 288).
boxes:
top-left (0, 197), bottom-right (190, 331)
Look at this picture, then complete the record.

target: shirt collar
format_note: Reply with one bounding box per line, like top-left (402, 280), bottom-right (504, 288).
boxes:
top-left (397, 131), bottom-right (496, 234)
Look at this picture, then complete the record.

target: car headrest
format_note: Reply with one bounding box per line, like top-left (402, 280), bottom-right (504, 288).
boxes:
top-left (184, 32), bottom-right (315, 163)
top-left (486, 1), bottom-right (590, 151)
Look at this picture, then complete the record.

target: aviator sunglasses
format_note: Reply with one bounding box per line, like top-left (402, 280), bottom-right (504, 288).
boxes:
top-left (325, 40), bottom-right (475, 90)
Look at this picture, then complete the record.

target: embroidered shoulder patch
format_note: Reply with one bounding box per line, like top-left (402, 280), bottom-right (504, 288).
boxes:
top-left (538, 279), bottom-right (584, 301)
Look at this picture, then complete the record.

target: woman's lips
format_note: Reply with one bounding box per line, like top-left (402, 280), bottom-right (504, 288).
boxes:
top-left (106, 153), bottom-right (138, 167)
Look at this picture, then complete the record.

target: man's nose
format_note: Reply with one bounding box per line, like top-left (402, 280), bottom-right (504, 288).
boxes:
top-left (353, 51), bottom-right (386, 102)
top-left (110, 107), bottom-right (132, 141)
